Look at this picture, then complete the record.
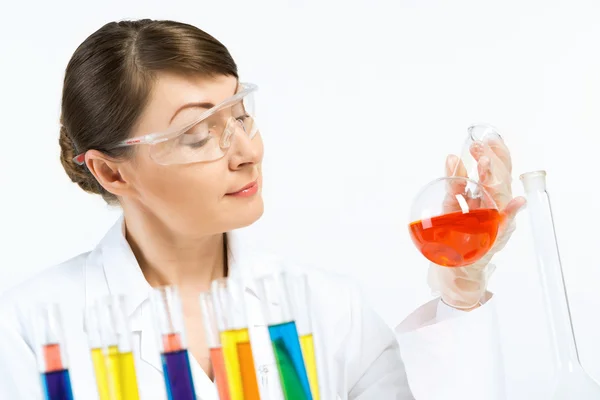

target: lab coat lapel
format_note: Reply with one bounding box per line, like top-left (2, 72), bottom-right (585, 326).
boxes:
top-left (138, 300), bottom-right (161, 373)
top-left (100, 217), bottom-right (153, 316)
top-left (84, 217), bottom-right (159, 372)
top-left (84, 216), bottom-right (152, 318)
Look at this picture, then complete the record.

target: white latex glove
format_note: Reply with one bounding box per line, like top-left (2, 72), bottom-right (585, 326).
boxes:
top-left (428, 136), bottom-right (526, 309)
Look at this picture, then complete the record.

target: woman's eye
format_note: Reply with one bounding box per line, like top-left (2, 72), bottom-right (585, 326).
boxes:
top-left (236, 114), bottom-right (250, 123)
top-left (179, 127), bottom-right (211, 148)
top-left (185, 136), bottom-right (211, 149)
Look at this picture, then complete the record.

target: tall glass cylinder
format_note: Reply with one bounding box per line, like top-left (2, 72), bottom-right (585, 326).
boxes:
top-left (520, 170), bottom-right (600, 398)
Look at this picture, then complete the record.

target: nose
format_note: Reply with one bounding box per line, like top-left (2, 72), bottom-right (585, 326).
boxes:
top-left (227, 119), bottom-right (262, 170)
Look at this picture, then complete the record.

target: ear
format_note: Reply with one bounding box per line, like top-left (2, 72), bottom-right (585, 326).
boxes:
top-left (85, 150), bottom-right (135, 199)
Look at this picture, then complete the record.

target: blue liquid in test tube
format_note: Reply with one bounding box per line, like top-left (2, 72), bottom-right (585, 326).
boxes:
top-left (268, 321), bottom-right (313, 400)
top-left (162, 346), bottom-right (197, 400)
top-left (41, 369), bottom-right (74, 400)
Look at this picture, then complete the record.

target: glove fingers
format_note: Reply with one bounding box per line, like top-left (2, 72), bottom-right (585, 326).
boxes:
top-left (477, 155), bottom-right (493, 185)
top-left (443, 156), bottom-right (487, 213)
top-left (473, 139), bottom-right (514, 209)
top-left (475, 155), bottom-right (510, 209)
top-left (470, 137), bottom-right (512, 171)
top-left (445, 154), bottom-right (467, 177)
top-left (473, 142), bottom-right (511, 179)
top-left (486, 137), bottom-right (513, 173)
top-left (503, 196), bottom-right (526, 220)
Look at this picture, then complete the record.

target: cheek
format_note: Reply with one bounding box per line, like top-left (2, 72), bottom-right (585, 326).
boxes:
top-left (157, 165), bottom-right (225, 207)
top-left (130, 157), bottom-right (228, 217)
top-left (255, 134), bottom-right (265, 162)
top-left (175, 165), bottom-right (227, 207)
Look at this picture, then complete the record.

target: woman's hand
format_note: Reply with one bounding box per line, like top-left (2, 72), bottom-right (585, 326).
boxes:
top-left (428, 136), bottom-right (526, 310)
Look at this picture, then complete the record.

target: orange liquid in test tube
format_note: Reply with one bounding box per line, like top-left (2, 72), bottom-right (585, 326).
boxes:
top-left (210, 347), bottom-right (231, 400)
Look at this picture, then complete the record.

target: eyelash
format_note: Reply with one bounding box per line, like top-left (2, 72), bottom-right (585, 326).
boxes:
top-left (186, 136), bottom-right (211, 149)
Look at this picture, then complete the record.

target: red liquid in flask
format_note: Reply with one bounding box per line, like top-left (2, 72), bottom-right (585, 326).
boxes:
top-left (409, 208), bottom-right (501, 267)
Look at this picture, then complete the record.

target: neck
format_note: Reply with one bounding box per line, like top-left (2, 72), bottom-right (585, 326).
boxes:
top-left (122, 210), bottom-right (227, 293)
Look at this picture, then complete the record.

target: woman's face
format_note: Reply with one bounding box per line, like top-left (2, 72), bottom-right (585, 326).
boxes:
top-left (120, 73), bottom-right (264, 236)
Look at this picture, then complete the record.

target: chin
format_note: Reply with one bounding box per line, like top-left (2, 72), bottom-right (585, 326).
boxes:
top-left (227, 198), bottom-right (265, 230)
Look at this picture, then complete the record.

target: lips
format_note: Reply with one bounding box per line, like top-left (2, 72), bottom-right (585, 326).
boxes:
top-left (227, 180), bottom-right (259, 197)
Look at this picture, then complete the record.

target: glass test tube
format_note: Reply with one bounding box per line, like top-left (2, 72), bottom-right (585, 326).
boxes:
top-left (211, 277), bottom-right (261, 400)
top-left (95, 295), bottom-right (141, 400)
top-left (285, 273), bottom-right (321, 400)
top-left (32, 303), bottom-right (74, 400)
top-left (150, 286), bottom-right (197, 400)
top-left (256, 273), bottom-right (313, 400)
top-left (199, 292), bottom-right (231, 400)
top-left (86, 304), bottom-right (111, 400)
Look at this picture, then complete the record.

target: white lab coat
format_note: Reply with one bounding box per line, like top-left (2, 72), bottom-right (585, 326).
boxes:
top-left (0, 217), bottom-right (506, 399)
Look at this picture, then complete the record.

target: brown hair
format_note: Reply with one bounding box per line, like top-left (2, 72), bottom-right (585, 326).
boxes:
top-left (59, 19), bottom-right (238, 204)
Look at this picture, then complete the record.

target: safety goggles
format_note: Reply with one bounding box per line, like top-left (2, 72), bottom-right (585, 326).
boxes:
top-left (73, 82), bottom-right (259, 166)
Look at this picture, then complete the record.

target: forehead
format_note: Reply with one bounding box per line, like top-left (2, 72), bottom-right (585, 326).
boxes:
top-left (135, 73), bottom-right (238, 134)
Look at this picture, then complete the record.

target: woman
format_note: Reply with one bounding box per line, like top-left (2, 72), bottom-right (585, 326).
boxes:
top-left (0, 19), bottom-right (524, 399)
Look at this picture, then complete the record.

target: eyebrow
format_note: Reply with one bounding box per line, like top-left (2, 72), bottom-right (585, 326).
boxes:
top-left (170, 102), bottom-right (215, 123)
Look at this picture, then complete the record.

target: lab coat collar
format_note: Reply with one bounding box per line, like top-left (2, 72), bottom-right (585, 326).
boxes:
top-left (84, 214), bottom-right (274, 325)
top-left (98, 215), bottom-right (151, 318)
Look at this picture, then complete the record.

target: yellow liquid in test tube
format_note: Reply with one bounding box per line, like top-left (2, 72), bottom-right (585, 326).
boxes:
top-left (221, 328), bottom-right (260, 400)
top-left (91, 348), bottom-right (111, 400)
top-left (300, 334), bottom-right (321, 400)
top-left (106, 346), bottom-right (141, 400)
top-left (107, 346), bottom-right (122, 399)
top-left (118, 351), bottom-right (140, 400)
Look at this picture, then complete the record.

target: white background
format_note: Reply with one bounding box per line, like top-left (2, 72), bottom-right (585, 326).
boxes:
top-left (1, 0), bottom-right (600, 398)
